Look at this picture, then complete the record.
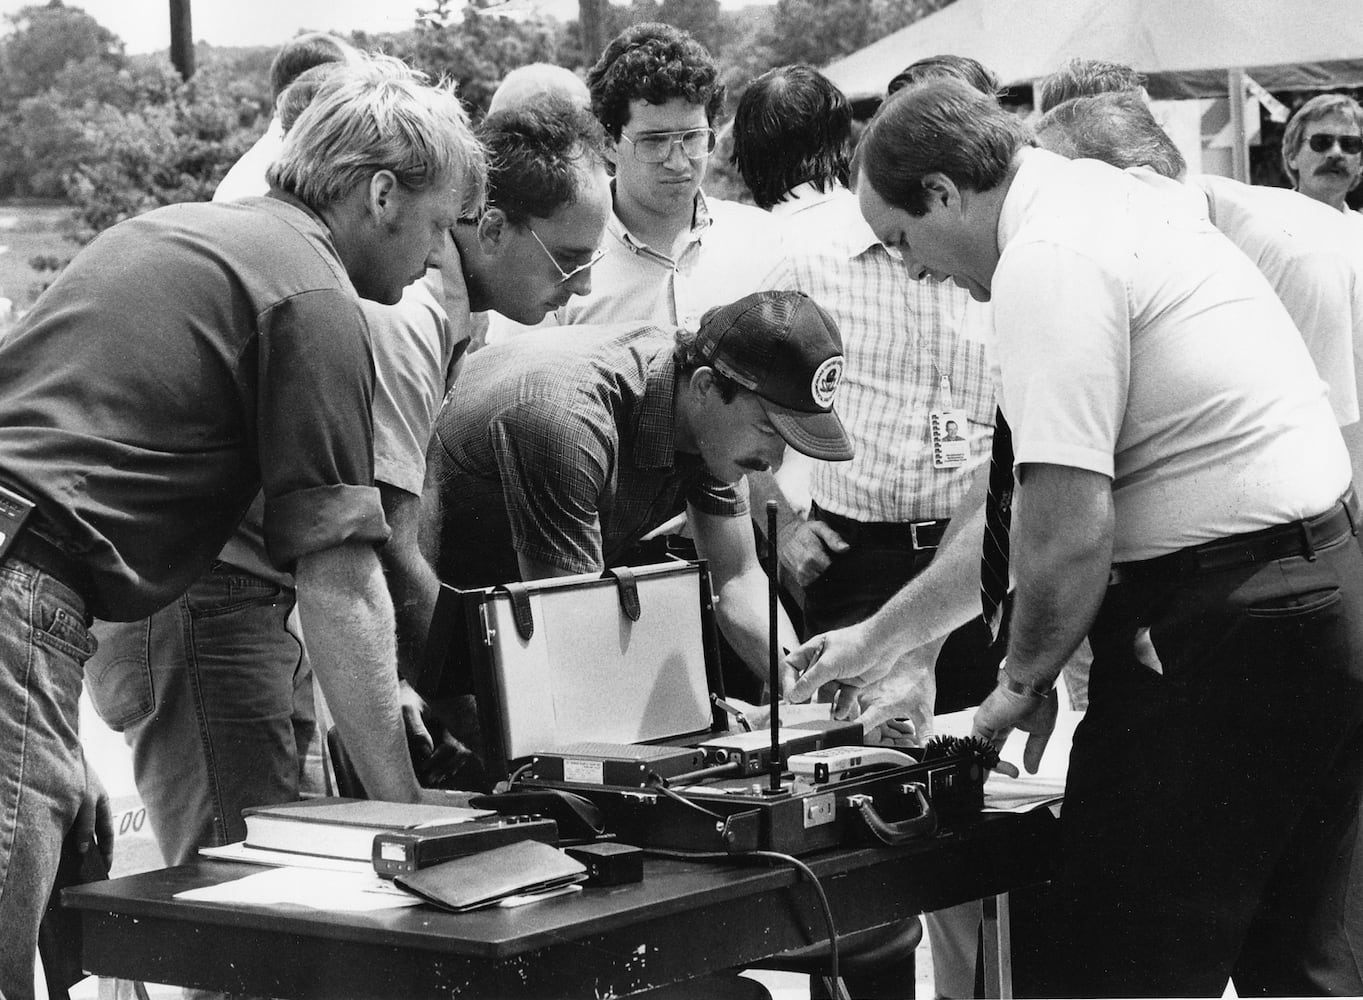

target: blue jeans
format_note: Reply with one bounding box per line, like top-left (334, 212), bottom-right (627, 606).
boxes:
top-left (0, 556), bottom-right (95, 1000)
top-left (85, 562), bottom-right (315, 867)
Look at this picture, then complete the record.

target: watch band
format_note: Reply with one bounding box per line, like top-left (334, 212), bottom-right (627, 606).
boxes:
top-left (997, 666), bottom-right (1053, 699)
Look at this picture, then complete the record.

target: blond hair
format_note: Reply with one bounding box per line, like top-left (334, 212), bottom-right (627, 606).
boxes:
top-left (268, 52), bottom-right (486, 217)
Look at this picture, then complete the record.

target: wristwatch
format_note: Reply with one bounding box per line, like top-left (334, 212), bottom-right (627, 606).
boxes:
top-left (996, 662), bottom-right (1053, 699)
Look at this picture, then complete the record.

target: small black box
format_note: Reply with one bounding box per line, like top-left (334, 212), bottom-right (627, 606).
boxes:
top-left (564, 841), bottom-right (643, 886)
top-left (372, 816), bottom-right (557, 878)
top-left (525, 743), bottom-right (705, 787)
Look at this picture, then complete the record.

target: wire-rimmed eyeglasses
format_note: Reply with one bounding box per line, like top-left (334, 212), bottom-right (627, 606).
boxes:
top-left (527, 227), bottom-right (606, 285)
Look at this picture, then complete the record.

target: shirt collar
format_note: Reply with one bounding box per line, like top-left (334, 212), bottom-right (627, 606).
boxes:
top-left (609, 183), bottom-right (713, 255)
top-left (823, 187), bottom-right (888, 259)
top-left (770, 182), bottom-right (838, 219)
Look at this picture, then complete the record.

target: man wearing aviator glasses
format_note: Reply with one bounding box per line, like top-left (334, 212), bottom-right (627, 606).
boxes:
top-left (535, 21), bottom-right (779, 334)
top-left (1283, 93), bottom-right (1363, 219)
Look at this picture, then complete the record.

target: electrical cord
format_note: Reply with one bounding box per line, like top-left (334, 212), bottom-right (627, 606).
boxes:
top-left (641, 844), bottom-right (847, 999)
top-left (648, 774), bottom-right (728, 818)
top-left (657, 761), bottom-right (743, 787)
top-left (741, 850), bottom-right (846, 1000)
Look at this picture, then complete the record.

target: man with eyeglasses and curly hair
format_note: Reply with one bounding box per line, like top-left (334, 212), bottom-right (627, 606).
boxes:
top-left (542, 21), bottom-right (779, 333)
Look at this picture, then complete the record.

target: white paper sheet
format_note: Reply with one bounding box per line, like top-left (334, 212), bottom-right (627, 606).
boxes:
top-left (200, 841), bottom-right (374, 873)
top-left (175, 866), bottom-right (423, 911)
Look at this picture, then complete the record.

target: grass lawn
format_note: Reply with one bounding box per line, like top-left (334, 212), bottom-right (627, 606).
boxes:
top-left (0, 201), bottom-right (77, 315)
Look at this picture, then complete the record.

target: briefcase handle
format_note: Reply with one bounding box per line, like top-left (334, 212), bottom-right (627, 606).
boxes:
top-left (846, 783), bottom-right (937, 846)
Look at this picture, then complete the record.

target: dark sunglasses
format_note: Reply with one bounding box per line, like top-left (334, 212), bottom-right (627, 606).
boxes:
top-left (1307, 132), bottom-right (1363, 155)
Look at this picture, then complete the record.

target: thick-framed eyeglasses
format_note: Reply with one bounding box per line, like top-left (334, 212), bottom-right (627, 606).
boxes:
top-left (527, 227), bottom-right (606, 285)
top-left (1307, 132), bottom-right (1363, 155)
top-left (618, 127), bottom-right (717, 163)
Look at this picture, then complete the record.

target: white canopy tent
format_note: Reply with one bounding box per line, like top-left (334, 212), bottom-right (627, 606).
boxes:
top-left (822, 0), bottom-right (1363, 181)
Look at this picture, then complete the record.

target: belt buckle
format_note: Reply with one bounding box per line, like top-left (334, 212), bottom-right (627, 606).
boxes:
top-left (909, 520), bottom-right (938, 551)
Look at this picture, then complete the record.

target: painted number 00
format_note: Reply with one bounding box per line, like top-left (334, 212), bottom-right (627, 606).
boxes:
top-left (117, 808), bottom-right (146, 835)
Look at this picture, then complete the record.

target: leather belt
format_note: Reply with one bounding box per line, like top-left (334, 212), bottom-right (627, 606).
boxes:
top-left (1109, 496), bottom-right (1359, 586)
top-left (8, 527), bottom-right (92, 603)
top-left (812, 505), bottom-right (949, 551)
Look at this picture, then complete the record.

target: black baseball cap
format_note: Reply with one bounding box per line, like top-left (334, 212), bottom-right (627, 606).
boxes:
top-left (694, 291), bottom-right (854, 462)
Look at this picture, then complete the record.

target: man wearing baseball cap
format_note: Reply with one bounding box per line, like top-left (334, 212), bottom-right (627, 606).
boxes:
top-left (421, 289), bottom-right (851, 689)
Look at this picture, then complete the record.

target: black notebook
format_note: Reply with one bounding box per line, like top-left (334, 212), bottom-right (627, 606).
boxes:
top-left (393, 840), bottom-right (587, 911)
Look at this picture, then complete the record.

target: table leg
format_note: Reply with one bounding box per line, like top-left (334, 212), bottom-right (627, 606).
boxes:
top-left (981, 893), bottom-right (1013, 999)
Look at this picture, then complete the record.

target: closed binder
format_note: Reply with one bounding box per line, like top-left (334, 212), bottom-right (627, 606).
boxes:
top-left (393, 839), bottom-right (586, 912)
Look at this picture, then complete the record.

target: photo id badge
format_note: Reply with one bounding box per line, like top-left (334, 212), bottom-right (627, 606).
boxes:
top-left (930, 408), bottom-right (969, 469)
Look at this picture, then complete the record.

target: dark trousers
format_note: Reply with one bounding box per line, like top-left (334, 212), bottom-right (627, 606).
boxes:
top-left (802, 506), bottom-right (1001, 713)
top-left (799, 507), bottom-right (1001, 1000)
top-left (1029, 518), bottom-right (1363, 997)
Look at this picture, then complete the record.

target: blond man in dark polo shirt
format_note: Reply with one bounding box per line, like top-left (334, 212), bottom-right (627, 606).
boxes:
top-left (0, 55), bottom-right (483, 999)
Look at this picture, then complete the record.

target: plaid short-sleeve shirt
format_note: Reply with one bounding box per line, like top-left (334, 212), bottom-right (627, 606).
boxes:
top-left (763, 188), bottom-right (994, 523)
top-left (428, 324), bottom-right (745, 587)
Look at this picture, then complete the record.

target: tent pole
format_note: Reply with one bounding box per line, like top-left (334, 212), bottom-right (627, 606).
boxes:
top-left (1228, 68), bottom-right (1250, 183)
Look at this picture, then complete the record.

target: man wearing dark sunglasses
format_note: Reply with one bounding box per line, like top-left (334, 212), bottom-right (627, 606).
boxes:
top-left (1283, 93), bottom-right (1363, 215)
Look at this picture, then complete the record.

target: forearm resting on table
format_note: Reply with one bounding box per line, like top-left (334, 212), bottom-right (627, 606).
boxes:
top-left (296, 543), bottom-right (421, 803)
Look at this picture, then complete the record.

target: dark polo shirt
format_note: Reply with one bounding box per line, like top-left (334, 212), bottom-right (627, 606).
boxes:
top-left (0, 194), bottom-right (388, 621)
top-left (427, 324), bottom-right (745, 587)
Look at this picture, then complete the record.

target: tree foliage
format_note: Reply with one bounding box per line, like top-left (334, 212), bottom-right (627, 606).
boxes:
top-left (63, 55), bottom-right (263, 241)
top-left (0, 0), bottom-right (123, 105)
top-left (360, 8), bottom-right (558, 116)
top-left (0, 0), bottom-right (953, 252)
top-left (759, 0), bottom-right (953, 68)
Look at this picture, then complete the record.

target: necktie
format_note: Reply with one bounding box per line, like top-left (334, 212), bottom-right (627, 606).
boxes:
top-left (980, 407), bottom-right (1014, 642)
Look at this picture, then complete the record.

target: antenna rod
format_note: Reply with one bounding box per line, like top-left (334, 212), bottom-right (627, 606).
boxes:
top-left (766, 501), bottom-right (782, 793)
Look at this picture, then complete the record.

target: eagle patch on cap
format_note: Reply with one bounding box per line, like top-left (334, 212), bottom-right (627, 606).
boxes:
top-left (810, 356), bottom-right (843, 408)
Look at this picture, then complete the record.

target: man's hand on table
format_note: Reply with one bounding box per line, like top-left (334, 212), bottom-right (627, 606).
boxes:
top-left (784, 620), bottom-right (890, 704)
top-left (829, 646), bottom-right (939, 746)
top-left (971, 671), bottom-right (1060, 777)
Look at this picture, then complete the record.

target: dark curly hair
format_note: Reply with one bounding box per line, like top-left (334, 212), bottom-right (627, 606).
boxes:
top-left (586, 22), bottom-right (725, 140)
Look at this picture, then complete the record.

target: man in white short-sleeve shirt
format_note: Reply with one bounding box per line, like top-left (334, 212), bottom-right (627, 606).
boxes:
top-left (1032, 89), bottom-right (1363, 490)
top-left (790, 78), bottom-right (1363, 998)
